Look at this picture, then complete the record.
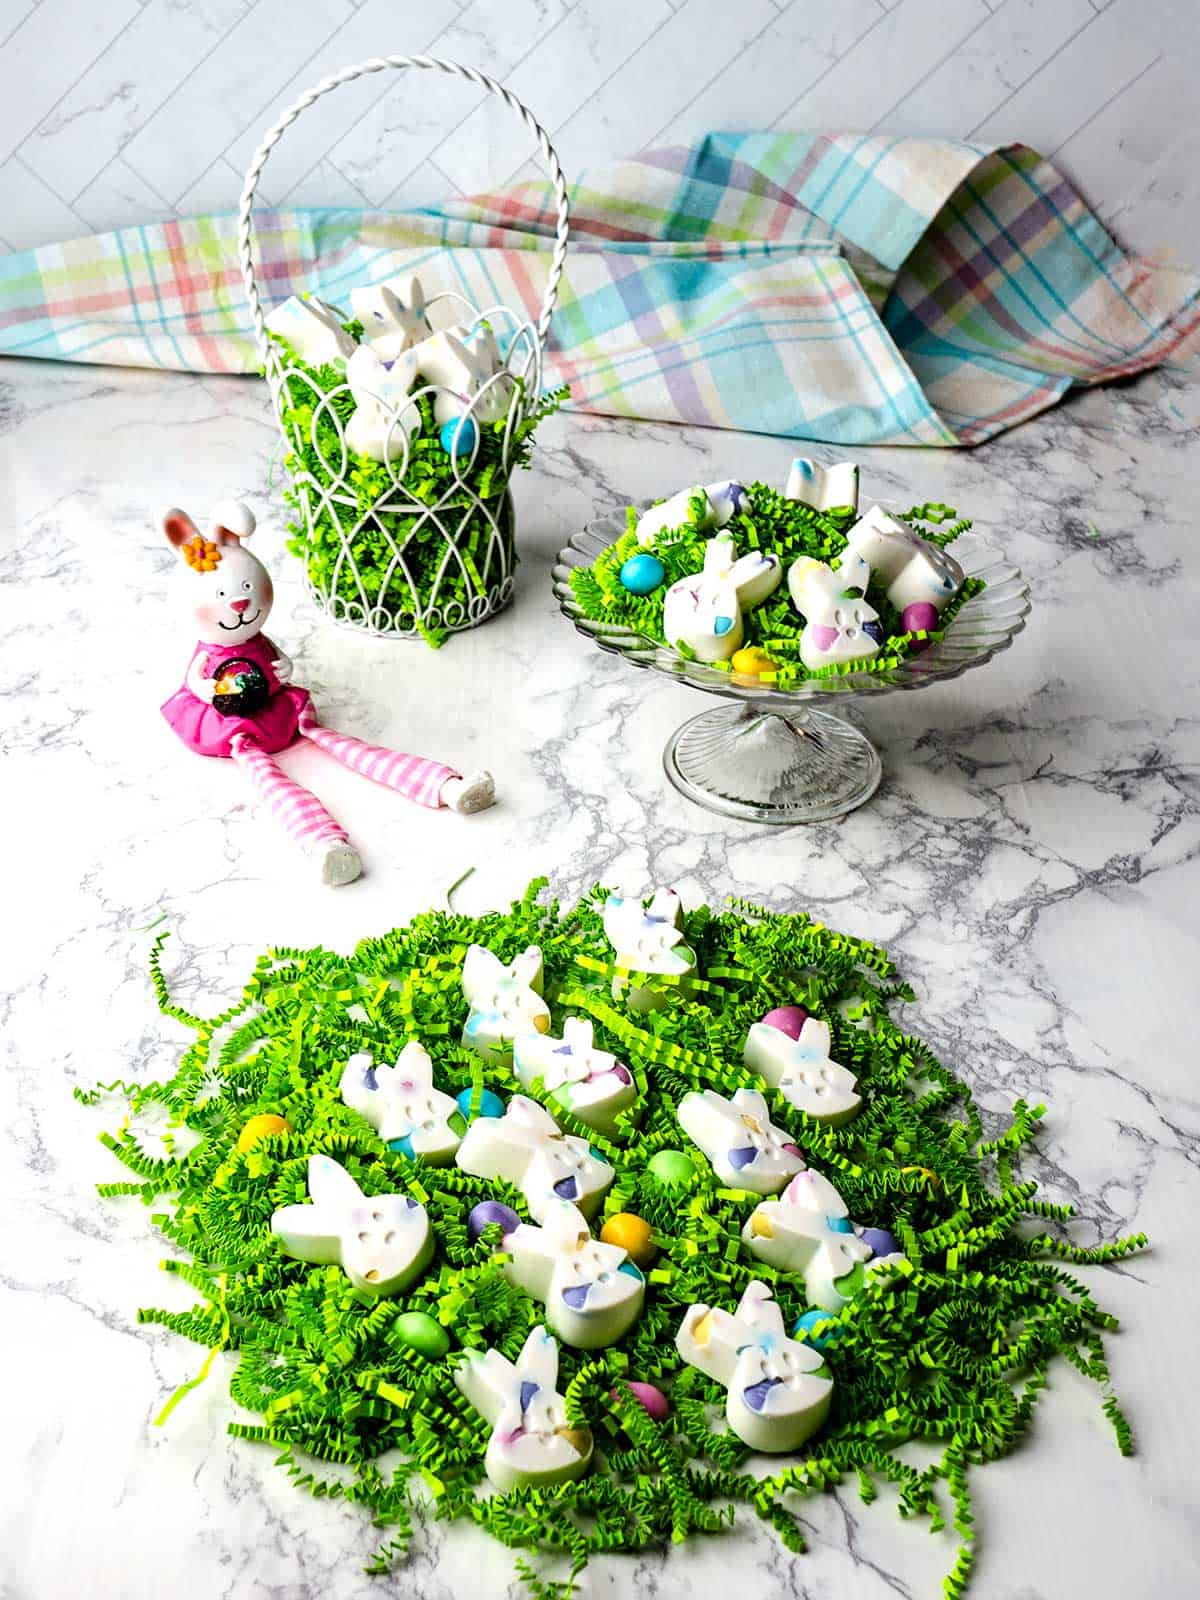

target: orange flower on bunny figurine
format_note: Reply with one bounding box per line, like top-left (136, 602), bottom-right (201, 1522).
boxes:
top-left (160, 499), bottom-right (494, 886)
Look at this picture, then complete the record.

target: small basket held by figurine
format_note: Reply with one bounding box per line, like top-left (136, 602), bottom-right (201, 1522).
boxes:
top-left (237, 56), bottom-right (571, 644)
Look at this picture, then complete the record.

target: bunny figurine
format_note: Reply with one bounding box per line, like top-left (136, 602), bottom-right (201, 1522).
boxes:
top-left (265, 294), bottom-right (356, 369)
top-left (662, 532), bottom-right (782, 663)
top-left (455, 1325), bottom-right (594, 1492)
top-left (350, 274), bottom-right (431, 360)
top-left (160, 500), bottom-right (496, 886)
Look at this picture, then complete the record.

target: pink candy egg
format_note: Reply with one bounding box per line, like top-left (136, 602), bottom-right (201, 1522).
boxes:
top-left (760, 1005), bottom-right (809, 1040)
top-left (902, 601), bottom-right (939, 653)
top-left (623, 1381), bottom-right (670, 1422)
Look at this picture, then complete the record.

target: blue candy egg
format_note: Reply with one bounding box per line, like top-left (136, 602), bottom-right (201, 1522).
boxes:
top-left (456, 1086), bottom-right (504, 1122)
top-left (619, 553), bottom-right (665, 595)
top-left (793, 1308), bottom-right (842, 1350)
top-left (440, 414), bottom-right (478, 457)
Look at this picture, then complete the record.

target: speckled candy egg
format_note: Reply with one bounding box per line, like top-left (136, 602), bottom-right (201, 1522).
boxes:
top-left (600, 1212), bottom-right (657, 1266)
top-left (760, 1005), bottom-right (809, 1040)
top-left (456, 1086), bottom-right (505, 1123)
top-left (393, 1311), bottom-right (451, 1360)
top-left (440, 414), bottom-right (478, 457)
top-left (860, 1226), bottom-right (901, 1258)
top-left (647, 1149), bottom-right (696, 1188)
top-left (467, 1199), bottom-right (521, 1243)
top-left (902, 601), bottom-right (939, 653)
top-left (623, 1381), bottom-right (670, 1422)
top-left (619, 553), bottom-right (666, 595)
top-left (236, 1114), bottom-right (292, 1153)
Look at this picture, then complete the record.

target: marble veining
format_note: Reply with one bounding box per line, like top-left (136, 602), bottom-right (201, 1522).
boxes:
top-left (1, 352), bottom-right (1198, 1597)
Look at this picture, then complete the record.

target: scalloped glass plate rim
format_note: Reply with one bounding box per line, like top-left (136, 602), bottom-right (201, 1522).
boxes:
top-left (552, 509), bottom-right (1031, 704)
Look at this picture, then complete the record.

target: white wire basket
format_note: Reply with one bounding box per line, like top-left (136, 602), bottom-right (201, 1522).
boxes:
top-left (237, 56), bottom-right (571, 641)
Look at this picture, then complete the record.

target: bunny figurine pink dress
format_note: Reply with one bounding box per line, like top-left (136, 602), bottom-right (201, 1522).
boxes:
top-left (161, 500), bottom-right (494, 886)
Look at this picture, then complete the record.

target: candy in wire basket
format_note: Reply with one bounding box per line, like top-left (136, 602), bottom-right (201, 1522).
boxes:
top-left (554, 465), bottom-right (1031, 824)
top-left (237, 57), bottom-right (570, 646)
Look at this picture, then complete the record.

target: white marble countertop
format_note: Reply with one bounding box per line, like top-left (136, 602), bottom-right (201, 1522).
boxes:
top-left (3, 354), bottom-right (1198, 1600)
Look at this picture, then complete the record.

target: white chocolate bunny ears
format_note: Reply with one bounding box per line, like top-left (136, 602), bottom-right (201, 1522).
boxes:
top-left (461, 944), bottom-right (551, 1065)
top-left (662, 531), bottom-right (782, 663)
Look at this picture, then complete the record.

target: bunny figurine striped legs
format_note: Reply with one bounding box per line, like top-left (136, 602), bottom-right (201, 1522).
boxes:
top-left (229, 734), bottom-right (363, 886)
top-left (296, 705), bottom-right (495, 814)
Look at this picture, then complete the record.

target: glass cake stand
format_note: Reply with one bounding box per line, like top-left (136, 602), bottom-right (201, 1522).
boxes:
top-left (552, 509), bottom-right (1031, 825)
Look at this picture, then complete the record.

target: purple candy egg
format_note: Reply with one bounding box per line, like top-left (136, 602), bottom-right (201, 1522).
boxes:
top-left (860, 1226), bottom-right (900, 1259)
top-left (761, 1005), bottom-right (809, 1040)
top-left (902, 601), bottom-right (939, 653)
top-left (623, 1381), bottom-right (670, 1423)
top-left (467, 1200), bottom-right (521, 1244)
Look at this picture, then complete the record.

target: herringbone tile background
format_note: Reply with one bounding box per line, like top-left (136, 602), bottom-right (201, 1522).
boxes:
top-left (2, 0), bottom-right (1197, 258)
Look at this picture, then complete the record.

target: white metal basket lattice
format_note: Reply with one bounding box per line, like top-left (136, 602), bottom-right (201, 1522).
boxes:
top-left (237, 57), bottom-right (570, 639)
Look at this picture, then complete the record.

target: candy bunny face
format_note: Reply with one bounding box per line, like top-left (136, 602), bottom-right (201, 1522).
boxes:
top-left (455, 1325), bottom-right (593, 1492)
top-left (602, 888), bottom-right (698, 1014)
top-left (163, 501), bottom-right (273, 645)
top-left (743, 1017), bottom-right (861, 1127)
top-left (675, 1280), bottom-right (832, 1453)
top-left (502, 1199), bottom-right (645, 1348)
top-left (265, 294), bottom-right (356, 369)
top-left (676, 1087), bottom-right (805, 1194)
top-left (461, 945), bottom-right (551, 1064)
top-left (455, 1094), bottom-right (614, 1221)
top-left (788, 551), bottom-right (884, 671)
top-left (270, 1154), bottom-right (433, 1296)
top-left (785, 457), bottom-right (860, 514)
top-left (345, 344), bottom-right (422, 463)
top-left (340, 1042), bottom-right (466, 1164)
top-left (743, 1168), bottom-right (874, 1311)
top-left (514, 1017), bottom-right (637, 1135)
top-left (662, 533), bottom-right (781, 663)
top-left (350, 274), bottom-right (430, 357)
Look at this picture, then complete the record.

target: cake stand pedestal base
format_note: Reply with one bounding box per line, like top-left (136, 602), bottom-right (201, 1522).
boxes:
top-left (663, 702), bottom-right (882, 824)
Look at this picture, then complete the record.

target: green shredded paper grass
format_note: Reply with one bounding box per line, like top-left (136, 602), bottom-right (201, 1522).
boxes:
top-left (84, 881), bottom-right (1145, 1597)
top-left (568, 489), bottom-right (982, 686)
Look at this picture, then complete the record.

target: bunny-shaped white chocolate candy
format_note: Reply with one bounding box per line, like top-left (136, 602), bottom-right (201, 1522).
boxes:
top-left (675, 1280), bottom-right (833, 1452)
top-left (350, 274), bottom-right (430, 360)
top-left (676, 1087), bottom-right (806, 1194)
top-left (501, 1199), bottom-right (645, 1348)
top-left (744, 1016), bottom-right (862, 1127)
top-left (270, 1154), bottom-right (433, 1295)
top-left (743, 1168), bottom-right (908, 1312)
top-left (662, 532), bottom-right (781, 663)
top-left (514, 1017), bottom-right (637, 1134)
top-left (784, 457), bottom-right (859, 514)
top-left (340, 1042), bottom-right (466, 1164)
top-left (455, 1094), bottom-right (615, 1221)
top-left (601, 888), bottom-right (697, 1013)
top-left (461, 945), bottom-right (551, 1064)
top-left (412, 322), bottom-right (515, 425)
top-left (455, 1325), bottom-right (593, 1492)
top-left (345, 344), bottom-right (422, 463)
top-left (635, 479), bottom-right (750, 545)
top-left (787, 551), bottom-right (885, 671)
top-left (265, 294), bottom-right (356, 369)
top-left (842, 505), bottom-right (964, 614)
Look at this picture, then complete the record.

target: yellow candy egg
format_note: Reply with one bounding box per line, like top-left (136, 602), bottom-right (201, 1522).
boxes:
top-left (600, 1212), bottom-right (657, 1266)
top-left (237, 1113), bottom-right (292, 1153)
top-left (730, 646), bottom-right (778, 678)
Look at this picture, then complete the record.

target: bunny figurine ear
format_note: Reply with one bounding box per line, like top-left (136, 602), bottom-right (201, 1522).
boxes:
top-left (210, 499), bottom-right (256, 545)
top-left (162, 507), bottom-right (201, 551)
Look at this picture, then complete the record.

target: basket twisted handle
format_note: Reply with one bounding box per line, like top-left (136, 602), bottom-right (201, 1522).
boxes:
top-left (237, 55), bottom-right (571, 368)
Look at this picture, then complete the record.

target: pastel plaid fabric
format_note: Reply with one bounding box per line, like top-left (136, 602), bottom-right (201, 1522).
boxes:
top-left (0, 132), bottom-right (1195, 446)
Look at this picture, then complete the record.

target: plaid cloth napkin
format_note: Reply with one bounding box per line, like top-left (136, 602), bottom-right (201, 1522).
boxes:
top-left (0, 132), bottom-right (1195, 446)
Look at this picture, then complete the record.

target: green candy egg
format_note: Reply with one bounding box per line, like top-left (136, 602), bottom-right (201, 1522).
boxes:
top-left (392, 1312), bottom-right (450, 1360)
top-left (648, 1148), bottom-right (696, 1188)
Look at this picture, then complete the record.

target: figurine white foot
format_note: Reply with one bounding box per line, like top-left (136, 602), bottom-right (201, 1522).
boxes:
top-left (443, 770), bottom-right (496, 814)
top-left (317, 839), bottom-right (362, 887)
